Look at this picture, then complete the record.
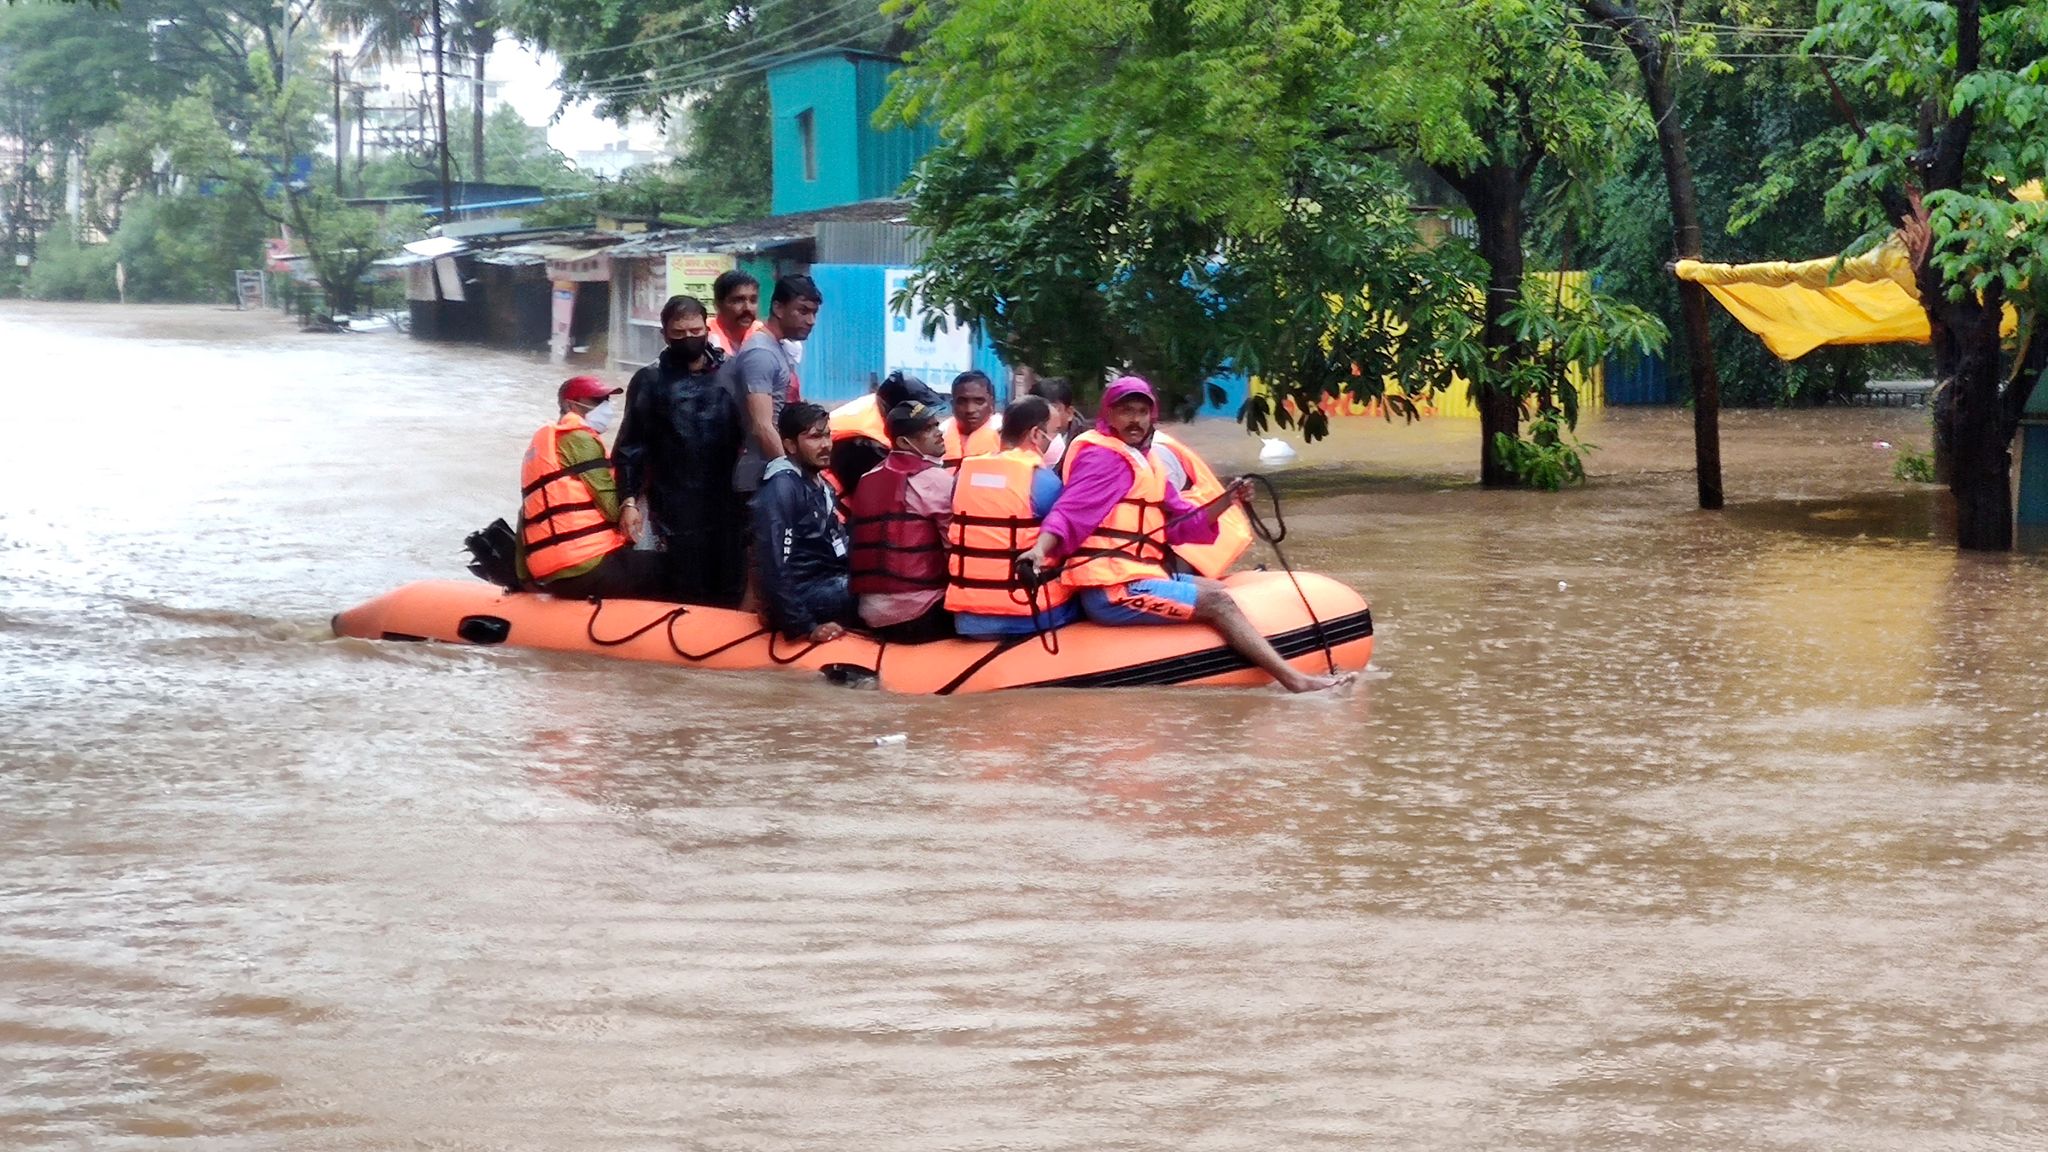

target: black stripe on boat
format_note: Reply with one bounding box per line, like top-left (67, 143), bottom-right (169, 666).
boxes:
top-left (1024, 607), bottom-right (1374, 691)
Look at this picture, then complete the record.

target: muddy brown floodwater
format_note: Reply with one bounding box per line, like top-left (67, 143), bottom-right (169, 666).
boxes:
top-left (5, 301), bottom-right (2048, 1150)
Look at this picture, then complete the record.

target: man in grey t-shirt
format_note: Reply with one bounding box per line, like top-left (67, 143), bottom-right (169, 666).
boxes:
top-left (725, 273), bottom-right (823, 495)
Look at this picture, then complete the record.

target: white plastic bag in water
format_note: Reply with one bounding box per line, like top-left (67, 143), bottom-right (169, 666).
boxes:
top-left (1257, 437), bottom-right (1299, 468)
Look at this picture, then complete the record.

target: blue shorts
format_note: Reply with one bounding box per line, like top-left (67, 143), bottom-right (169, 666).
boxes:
top-left (1078, 575), bottom-right (1201, 626)
top-left (956, 599), bottom-right (1084, 637)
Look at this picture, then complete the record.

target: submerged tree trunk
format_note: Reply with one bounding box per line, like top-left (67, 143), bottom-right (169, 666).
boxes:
top-left (1443, 160), bottom-right (1530, 488)
top-left (1942, 296), bottom-right (2010, 548)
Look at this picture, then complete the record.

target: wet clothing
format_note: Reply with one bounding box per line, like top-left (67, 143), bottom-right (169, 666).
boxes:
top-left (751, 457), bottom-right (854, 640)
top-left (941, 415), bottom-right (1002, 469)
top-left (516, 415), bottom-right (630, 585)
top-left (1042, 432), bottom-right (1217, 585)
top-left (536, 548), bottom-right (674, 602)
top-left (849, 451), bottom-right (955, 632)
top-left (1079, 574), bottom-right (1202, 625)
top-left (724, 329), bottom-right (797, 495)
top-left (613, 343), bottom-right (746, 604)
top-left (950, 453), bottom-right (1082, 638)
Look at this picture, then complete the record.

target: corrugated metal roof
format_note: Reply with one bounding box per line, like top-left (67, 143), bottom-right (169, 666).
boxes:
top-left (608, 199), bottom-right (915, 259)
top-left (815, 220), bottom-right (927, 265)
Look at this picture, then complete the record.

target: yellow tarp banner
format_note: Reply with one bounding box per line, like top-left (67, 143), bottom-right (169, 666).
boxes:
top-left (1675, 181), bottom-right (2039, 361)
top-left (1674, 238), bottom-right (1930, 360)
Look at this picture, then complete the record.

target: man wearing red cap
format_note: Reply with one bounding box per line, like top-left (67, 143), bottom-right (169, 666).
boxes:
top-left (515, 376), bottom-right (671, 600)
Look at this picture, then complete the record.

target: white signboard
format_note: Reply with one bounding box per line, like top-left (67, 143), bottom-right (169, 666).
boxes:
top-left (884, 267), bottom-right (975, 383)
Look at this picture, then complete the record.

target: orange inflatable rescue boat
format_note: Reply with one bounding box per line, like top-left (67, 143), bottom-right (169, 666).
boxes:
top-left (333, 570), bottom-right (1372, 694)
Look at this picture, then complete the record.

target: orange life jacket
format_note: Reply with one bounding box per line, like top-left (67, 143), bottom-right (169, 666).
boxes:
top-left (942, 416), bottom-right (1003, 469)
top-left (1055, 430), bottom-right (1172, 588)
top-left (945, 448), bottom-right (1072, 615)
top-left (707, 316), bottom-right (764, 355)
top-left (829, 394), bottom-right (889, 446)
top-left (519, 415), bottom-right (629, 581)
top-left (1152, 430), bottom-right (1253, 579)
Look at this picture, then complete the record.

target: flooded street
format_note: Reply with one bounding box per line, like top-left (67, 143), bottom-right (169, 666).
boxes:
top-left (6, 301), bottom-right (2048, 1149)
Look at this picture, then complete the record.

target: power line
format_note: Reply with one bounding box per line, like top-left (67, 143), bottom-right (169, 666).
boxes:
top-left (550, 0), bottom-right (808, 61)
top-left (568, 12), bottom-right (884, 103)
top-left (568, 0), bottom-right (878, 98)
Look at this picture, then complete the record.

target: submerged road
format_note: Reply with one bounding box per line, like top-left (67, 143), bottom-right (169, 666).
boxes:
top-left (4, 302), bottom-right (2047, 1149)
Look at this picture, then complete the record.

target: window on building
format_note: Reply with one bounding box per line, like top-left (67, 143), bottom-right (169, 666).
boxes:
top-left (797, 109), bottom-right (817, 182)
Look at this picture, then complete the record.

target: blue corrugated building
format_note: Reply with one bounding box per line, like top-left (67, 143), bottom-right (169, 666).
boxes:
top-left (600, 47), bottom-right (1006, 407)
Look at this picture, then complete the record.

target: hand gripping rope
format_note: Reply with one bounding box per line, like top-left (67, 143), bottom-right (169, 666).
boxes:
top-left (1014, 473), bottom-right (1337, 674)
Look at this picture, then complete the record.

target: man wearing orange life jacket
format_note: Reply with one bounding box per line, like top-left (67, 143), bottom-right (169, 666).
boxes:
top-left (847, 400), bottom-right (957, 642)
top-left (516, 376), bottom-right (671, 600)
top-left (1015, 376), bottom-right (1351, 693)
top-left (1152, 428), bottom-right (1255, 579)
top-left (945, 396), bottom-right (1084, 638)
top-left (707, 269), bottom-right (786, 394)
top-left (827, 370), bottom-right (944, 496)
top-left (941, 369), bottom-right (1002, 468)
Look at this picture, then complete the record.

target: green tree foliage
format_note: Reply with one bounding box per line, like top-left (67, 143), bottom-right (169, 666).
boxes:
top-left (23, 217), bottom-right (118, 299)
top-left (889, 0), bottom-right (1662, 481)
top-left (501, 0), bottom-right (901, 221)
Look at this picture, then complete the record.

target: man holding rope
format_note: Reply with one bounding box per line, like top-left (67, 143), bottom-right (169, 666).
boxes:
top-left (1015, 376), bottom-right (1352, 693)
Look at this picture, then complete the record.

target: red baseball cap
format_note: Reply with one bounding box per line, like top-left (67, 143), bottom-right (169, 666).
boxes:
top-left (558, 375), bottom-right (622, 403)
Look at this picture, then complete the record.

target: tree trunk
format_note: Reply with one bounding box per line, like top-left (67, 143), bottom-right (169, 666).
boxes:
top-left (1583, 0), bottom-right (1723, 509)
top-left (1931, 376), bottom-right (1955, 483)
top-left (1463, 161), bottom-right (1527, 488)
top-left (1948, 303), bottom-right (2009, 549)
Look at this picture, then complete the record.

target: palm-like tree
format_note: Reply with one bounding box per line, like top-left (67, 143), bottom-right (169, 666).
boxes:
top-left (323, 0), bottom-right (499, 181)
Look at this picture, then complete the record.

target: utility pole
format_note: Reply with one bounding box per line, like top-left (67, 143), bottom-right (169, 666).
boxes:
top-left (430, 1), bottom-right (453, 224)
top-left (332, 51), bottom-right (345, 196)
top-left (354, 88), bottom-right (367, 197)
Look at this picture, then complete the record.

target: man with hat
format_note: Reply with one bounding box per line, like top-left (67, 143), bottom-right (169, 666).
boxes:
top-left (1014, 376), bottom-right (1351, 692)
top-left (828, 369), bottom-right (946, 497)
top-left (846, 398), bottom-right (958, 641)
top-left (515, 375), bottom-right (670, 601)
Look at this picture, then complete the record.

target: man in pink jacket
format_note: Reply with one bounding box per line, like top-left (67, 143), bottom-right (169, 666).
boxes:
top-left (1018, 376), bottom-right (1350, 693)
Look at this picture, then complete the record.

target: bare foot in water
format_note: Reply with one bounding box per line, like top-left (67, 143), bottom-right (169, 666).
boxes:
top-left (1280, 670), bottom-right (1357, 693)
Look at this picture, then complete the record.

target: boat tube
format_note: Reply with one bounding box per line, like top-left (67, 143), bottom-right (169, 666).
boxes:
top-left (332, 570), bottom-right (1372, 694)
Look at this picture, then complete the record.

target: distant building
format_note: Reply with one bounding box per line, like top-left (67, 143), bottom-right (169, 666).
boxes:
top-left (574, 141), bottom-right (663, 180)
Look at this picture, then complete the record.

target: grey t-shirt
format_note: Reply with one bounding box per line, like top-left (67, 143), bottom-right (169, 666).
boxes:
top-left (723, 329), bottom-right (795, 493)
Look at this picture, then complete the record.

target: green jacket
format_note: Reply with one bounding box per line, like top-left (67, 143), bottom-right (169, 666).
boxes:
top-left (515, 427), bottom-right (621, 584)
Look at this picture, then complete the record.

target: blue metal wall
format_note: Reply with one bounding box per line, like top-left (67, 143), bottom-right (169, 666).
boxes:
top-left (855, 57), bottom-right (939, 201)
top-left (798, 264), bottom-right (1009, 407)
top-left (1604, 350), bottom-right (1672, 405)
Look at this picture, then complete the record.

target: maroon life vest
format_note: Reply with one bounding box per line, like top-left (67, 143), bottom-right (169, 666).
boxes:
top-left (848, 452), bottom-right (949, 596)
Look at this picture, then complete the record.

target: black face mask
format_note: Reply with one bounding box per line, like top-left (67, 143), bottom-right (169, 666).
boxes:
top-left (668, 336), bottom-right (709, 361)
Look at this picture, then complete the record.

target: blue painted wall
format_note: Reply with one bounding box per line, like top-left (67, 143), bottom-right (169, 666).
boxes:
top-left (768, 55), bottom-right (862, 215)
top-left (768, 52), bottom-right (936, 214)
top-left (796, 264), bottom-right (1009, 407)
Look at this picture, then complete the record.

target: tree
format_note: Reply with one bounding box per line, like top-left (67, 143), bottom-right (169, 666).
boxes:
top-left (1577, 0), bottom-right (1728, 508)
top-left (888, 0), bottom-right (1660, 480)
top-left (1787, 0), bottom-right (2048, 549)
top-left (502, 0), bottom-right (903, 220)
